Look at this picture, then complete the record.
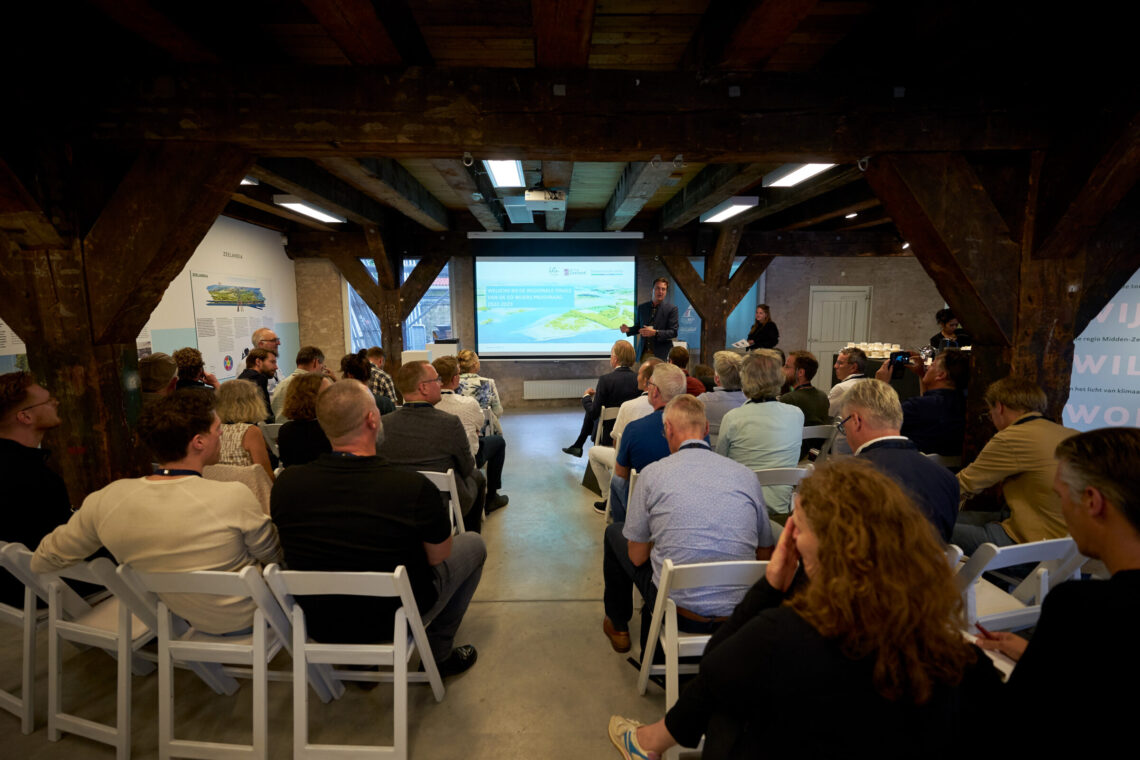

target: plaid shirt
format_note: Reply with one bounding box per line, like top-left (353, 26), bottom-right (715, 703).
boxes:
top-left (368, 364), bottom-right (397, 401)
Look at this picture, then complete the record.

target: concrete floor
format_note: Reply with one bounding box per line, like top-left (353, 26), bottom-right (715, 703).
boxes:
top-left (1, 407), bottom-right (668, 759)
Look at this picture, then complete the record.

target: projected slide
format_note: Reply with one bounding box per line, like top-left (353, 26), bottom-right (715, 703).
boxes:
top-left (476, 257), bottom-right (636, 356)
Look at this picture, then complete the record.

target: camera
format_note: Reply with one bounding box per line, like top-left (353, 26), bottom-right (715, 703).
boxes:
top-left (888, 350), bottom-right (911, 380)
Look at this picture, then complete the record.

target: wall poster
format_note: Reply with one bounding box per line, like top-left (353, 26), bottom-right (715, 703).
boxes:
top-left (190, 271), bottom-right (276, 382)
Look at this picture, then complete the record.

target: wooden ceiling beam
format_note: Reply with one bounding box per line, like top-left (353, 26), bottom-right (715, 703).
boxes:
top-left (0, 159), bottom-right (64, 250)
top-left (316, 157), bottom-right (449, 231)
top-left (250, 158), bottom-right (388, 228)
top-left (86, 0), bottom-right (219, 63)
top-left (754, 180), bottom-right (879, 230)
top-left (230, 185), bottom-right (335, 231)
top-left (779, 197), bottom-right (881, 230)
top-left (684, 0), bottom-right (819, 70)
top-left (533, 0), bottom-right (597, 68)
top-left (737, 230), bottom-right (906, 257)
top-left (603, 156), bottom-right (678, 231)
top-left (430, 159), bottom-right (508, 231)
top-left (730, 165), bottom-right (864, 226)
top-left (541, 160), bottom-right (573, 231)
top-left (82, 67), bottom-right (1058, 160)
top-left (660, 163), bottom-right (770, 230)
top-left (300, 0), bottom-right (402, 65)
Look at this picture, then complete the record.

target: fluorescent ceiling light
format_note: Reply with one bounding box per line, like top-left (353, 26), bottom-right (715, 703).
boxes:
top-left (483, 159), bottom-right (525, 188)
top-left (845, 212), bottom-right (858, 219)
top-left (240, 176), bottom-right (259, 186)
top-left (272, 195), bottom-right (346, 224)
top-left (700, 196), bottom-right (758, 223)
top-left (763, 163), bottom-right (837, 187)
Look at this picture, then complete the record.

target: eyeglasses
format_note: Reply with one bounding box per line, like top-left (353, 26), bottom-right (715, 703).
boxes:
top-left (835, 414), bottom-right (853, 435)
top-left (20, 397), bottom-right (58, 412)
top-left (421, 377), bottom-right (442, 385)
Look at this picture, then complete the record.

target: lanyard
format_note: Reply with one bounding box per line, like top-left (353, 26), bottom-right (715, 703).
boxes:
top-left (153, 468), bottom-right (201, 477)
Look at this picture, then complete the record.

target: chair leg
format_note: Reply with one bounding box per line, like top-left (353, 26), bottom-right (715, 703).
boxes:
top-left (395, 618), bottom-right (408, 760)
top-left (116, 609), bottom-right (132, 760)
top-left (293, 620), bottom-right (309, 759)
top-left (252, 617), bottom-right (268, 760)
top-left (47, 588), bottom-right (61, 742)
top-left (20, 588), bottom-right (36, 735)
top-left (157, 614), bottom-right (173, 760)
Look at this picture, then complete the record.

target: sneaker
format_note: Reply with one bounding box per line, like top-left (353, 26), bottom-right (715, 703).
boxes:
top-left (562, 446), bottom-right (583, 457)
top-left (593, 500), bottom-right (608, 515)
top-left (608, 715), bottom-right (658, 760)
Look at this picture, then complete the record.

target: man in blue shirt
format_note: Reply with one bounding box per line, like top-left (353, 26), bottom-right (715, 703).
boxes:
top-left (601, 394), bottom-right (775, 655)
top-left (608, 363), bottom-right (688, 522)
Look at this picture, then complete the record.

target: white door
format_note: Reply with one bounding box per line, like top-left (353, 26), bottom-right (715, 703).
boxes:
top-left (807, 286), bottom-right (872, 392)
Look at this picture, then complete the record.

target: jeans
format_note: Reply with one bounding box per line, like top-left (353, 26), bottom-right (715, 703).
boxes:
top-left (951, 510), bottom-right (1016, 557)
top-left (423, 532), bottom-right (487, 662)
top-left (609, 474), bottom-right (629, 523)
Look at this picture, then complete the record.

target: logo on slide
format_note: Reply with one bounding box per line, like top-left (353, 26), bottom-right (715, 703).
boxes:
top-left (223, 355), bottom-right (234, 371)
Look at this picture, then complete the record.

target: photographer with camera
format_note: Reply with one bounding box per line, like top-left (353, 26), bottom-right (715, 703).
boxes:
top-left (875, 348), bottom-right (969, 457)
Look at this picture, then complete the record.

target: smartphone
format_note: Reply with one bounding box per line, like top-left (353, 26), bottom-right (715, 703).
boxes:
top-left (888, 350), bottom-right (910, 380)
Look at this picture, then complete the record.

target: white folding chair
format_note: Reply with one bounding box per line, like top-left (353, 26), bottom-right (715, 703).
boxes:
top-left (802, 424), bottom-right (837, 463)
top-left (259, 422), bottom-right (282, 459)
top-left (263, 564), bottom-right (445, 760)
top-left (121, 565), bottom-right (286, 760)
top-left (945, 544), bottom-right (964, 567)
top-left (637, 559), bottom-right (768, 760)
top-left (43, 555), bottom-right (155, 760)
top-left (752, 466), bottom-right (812, 488)
top-left (594, 405), bottom-right (620, 445)
top-left (419, 469), bottom-right (466, 535)
top-left (955, 538), bottom-right (1084, 632)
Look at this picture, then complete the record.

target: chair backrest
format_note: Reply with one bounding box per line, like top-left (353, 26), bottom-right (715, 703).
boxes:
top-left (594, 405), bottom-right (621, 444)
top-left (661, 558), bottom-right (769, 594)
top-left (802, 423), bottom-right (839, 463)
top-left (259, 422), bottom-right (282, 458)
top-left (945, 544), bottom-right (964, 567)
top-left (628, 468), bottom-right (639, 504)
top-left (753, 466), bottom-right (811, 488)
top-left (418, 469), bottom-right (466, 535)
top-left (0, 543), bottom-right (90, 619)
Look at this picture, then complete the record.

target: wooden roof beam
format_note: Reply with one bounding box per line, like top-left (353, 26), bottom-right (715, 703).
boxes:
top-left (250, 158), bottom-right (389, 228)
top-left (300, 0), bottom-right (402, 65)
top-left (533, 0), bottom-right (597, 68)
top-left (87, 0), bottom-right (220, 63)
top-left (730, 165), bottom-right (864, 226)
top-left (660, 163), bottom-right (771, 230)
top-left (603, 156), bottom-right (678, 231)
top-left (317, 157), bottom-right (449, 231)
top-left (230, 184), bottom-right (335, 231)
top-left (430, 159), bottom-right (508, 231)
top-left (737, 230), bottom-right (906, 257)
top-left (683, 0), bottom-right (819, 70)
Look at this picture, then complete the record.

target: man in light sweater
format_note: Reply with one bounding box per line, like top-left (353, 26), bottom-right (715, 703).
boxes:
top-left (32, 390), bottom-right (282, 634)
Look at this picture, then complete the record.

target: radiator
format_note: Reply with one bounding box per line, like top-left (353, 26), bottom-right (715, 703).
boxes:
top-left (522, 379), bottom-right (595, 400)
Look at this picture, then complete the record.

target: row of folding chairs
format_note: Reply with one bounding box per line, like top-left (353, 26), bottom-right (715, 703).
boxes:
top-left (0, 541), bottom-right (444, 760)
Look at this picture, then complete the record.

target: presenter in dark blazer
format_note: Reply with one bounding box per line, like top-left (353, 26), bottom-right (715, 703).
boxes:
top-left (620, 277), bottom-right (679, 361)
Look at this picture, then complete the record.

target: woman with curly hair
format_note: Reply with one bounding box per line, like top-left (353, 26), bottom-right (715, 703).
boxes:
top-left (215, 379), bottom-right (275, 482)
top-left (608, 458), bottom-right (999, 760)
top-left (456, 349), bottom-right (503, 434)
top-left (277, 372), bottom-right (333, 467)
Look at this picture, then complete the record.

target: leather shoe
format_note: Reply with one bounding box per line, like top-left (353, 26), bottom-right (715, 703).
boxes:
top-left (562, 446), bottom-right (583, 457)
top-left (593, 500), bottom-right (607, 515)
top-left (602, 617), bottom-right (631, 653)
top-left (434, 645), bottom-right (478, 677)
top-left (486, 493), bottom-right (509, 513)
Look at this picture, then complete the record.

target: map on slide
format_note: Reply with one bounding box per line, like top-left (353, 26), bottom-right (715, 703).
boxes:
top-left (204, 284), bottom-right (267, 310)
top-left (476, 259), bottom-right (635, 354)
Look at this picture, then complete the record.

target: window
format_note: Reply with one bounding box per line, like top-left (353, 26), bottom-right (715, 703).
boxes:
top-left (345, 259), bottom-right (452, 353)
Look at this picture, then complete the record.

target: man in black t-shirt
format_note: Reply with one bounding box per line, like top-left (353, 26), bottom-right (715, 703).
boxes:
top-left (271, 380), bottom-right (485, 677)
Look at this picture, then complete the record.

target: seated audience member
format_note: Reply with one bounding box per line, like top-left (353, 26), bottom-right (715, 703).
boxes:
top-left (953, 377), bottom-right (1078, 555)
top-left (365, 346), bottom-right (399, 403)
top-left (976, 428), bottom-right (1140, 742)
top-left (691, 364), bottom-right (716, 394)
top-left (609, 459), bottom-right (999, 760)
top-left (930, 307), bottom-right (972, 350)
top-left (456, 349), bottom-right (503, 434)
top-left (827, 347), bottom-right (868, 417)
top-left (271, 380), bottom-right (485, 676)
top-left (875, 348), bottom-right (969, 456)
top-left (697, 351), bottom-right (746, 446)
top-left (840, 379), bottom-right (958, 542)
top-left (139, 352), bottom-right (178, 406)
top-left (780, 350), bottom-right (830, 425)
top-left (434, 356), bottom-right (508, 512)
top-left (609, 363), bottom-right (689, 523)
top-left (32, 391), bottom-right (282, 634)
top-left (173, 347), bottom-right (219, 392)
top-left (717, 350), bottom-right (803, 520)
top-left (215, 379), bottom-right (275, 482)
top-left (562, 340), bottom-right (640, 457)
top-left (340, 350), bottom-right (396, 415)
top-left (378, 361), bottom-right (488, 532)
top-left (667, 345), bottom-right (707, 397)
top-left (237, 348), bottom-right (278, 422)
top-left (271, 345), bottom-right (326, 422)
top-left (0, 372), bottom-right (71, 606)
top-left (601, 394), bottom-right (775, 656)
top-left (277, 373), bottom-right (333, 467)
top-left (589, 358), bottom-right (661, 515)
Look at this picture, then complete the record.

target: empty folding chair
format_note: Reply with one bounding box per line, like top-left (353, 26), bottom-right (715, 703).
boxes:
top-left (594, 405), bottom-right (620, 446)
top-left (955, 537), bottom-right (1084, 633)
top-left (263, 564), bottom-right (445, 760)
top-left (802, 424), bottom-right (838, 463)
top-left (418, 469), bottom-right (466, 534)
top-left (120, 564), bottom-right (286, 760)
top-left (752, 466), bottom-right (812, 489)
top-left (637, 559), bottom-right (768, 760)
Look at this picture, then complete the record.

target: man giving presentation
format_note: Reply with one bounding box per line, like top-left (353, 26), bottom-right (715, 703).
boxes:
top-left (620, 277), bottom-right (679, 361)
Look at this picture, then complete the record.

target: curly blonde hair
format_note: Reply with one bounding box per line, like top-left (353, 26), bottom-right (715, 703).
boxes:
top-left (456, 349), bottom-right (480, 374)
top-left (791, 458), bottom-right (975, 703)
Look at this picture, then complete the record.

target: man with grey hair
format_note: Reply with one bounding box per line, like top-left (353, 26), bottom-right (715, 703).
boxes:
top-left (608, 363), bottom-right (691, 522)
top-left (272, 380), bottom-right (485, 677)
top-left (827, 347), bottom-right (868, 417)
top-left (975, 427), bottom-right (1140, 741)
top-left (696, 351), bottom-right (746, 446)
top-left (601, 394), bottom-right (775, 655)
top-left (717, 349), bottom-right (803, 519)
top-left (839, 379), bottom-right (958, 542)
